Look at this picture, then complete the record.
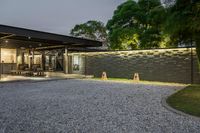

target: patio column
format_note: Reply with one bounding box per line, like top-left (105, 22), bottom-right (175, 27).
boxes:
top-left (41, 51), bottom-right (45, 70)
top-left (21, 52), bottom-right (24, 64)
top-left (63, 47), bottom-right (68, 74)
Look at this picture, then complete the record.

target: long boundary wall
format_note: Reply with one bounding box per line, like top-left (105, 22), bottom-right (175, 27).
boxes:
top-left (68, 48), bottom-right (200, 84)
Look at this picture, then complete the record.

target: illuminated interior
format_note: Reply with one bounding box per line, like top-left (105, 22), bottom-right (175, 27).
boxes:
top-left (34, 55), bottom-right (42, 64)
top-left (1, 48), bottom-right (16, 63)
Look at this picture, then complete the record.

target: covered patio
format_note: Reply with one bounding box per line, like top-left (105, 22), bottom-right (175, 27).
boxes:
top-left (0, 25), bottom-right (101, 81)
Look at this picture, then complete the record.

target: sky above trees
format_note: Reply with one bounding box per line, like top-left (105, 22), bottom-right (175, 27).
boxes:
top-left (0, 0), bottom-right (124, 35)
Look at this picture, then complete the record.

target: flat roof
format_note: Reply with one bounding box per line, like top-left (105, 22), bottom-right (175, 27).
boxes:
top-left (0, 24), bottom-right (102, 49)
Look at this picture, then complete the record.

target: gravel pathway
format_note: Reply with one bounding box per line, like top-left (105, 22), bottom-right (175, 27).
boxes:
top-left (0, 79), bottom-right (199, 133)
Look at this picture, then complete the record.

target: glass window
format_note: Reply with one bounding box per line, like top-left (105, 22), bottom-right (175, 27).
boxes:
top-left (73, 55), bottom-right (80, 71)
top-left (1, 48), bottom-right (16, 63)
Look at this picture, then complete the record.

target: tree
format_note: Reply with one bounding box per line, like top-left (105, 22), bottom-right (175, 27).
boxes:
top-left (109, 28), bottom-right (139, 49)
top-left (107, 0), bottom-right (167, 50)
top-left (70, 20), bottom-right (108, 47)
top-left (107, 0), bottom-right (140, 50)
top-left (164, 0), bottom-right (200, 62)
top-left (193, 2), bottom-right (200, 61)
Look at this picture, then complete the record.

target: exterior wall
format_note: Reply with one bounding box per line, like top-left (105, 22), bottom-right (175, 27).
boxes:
top-left (0, 63), bottom-right (17, 74)
top-left (68, 48), bottom-right (200, 84)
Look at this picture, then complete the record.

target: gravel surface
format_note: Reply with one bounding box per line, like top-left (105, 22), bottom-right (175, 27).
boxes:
top-left (0, 79), bottom-right (199, 133)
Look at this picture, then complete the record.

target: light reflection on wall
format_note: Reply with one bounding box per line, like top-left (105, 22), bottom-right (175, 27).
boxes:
top-left (1, 48), bottom-right (16, 63)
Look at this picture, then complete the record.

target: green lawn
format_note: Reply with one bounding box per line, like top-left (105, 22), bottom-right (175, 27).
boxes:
top-left (167, 85), bottom-right (200, 117)
top-left (92, 77), bottom-right (186, 86)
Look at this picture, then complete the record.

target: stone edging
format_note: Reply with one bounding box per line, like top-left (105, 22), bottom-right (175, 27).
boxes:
top-left (161, 95), bottom-right (200, 120)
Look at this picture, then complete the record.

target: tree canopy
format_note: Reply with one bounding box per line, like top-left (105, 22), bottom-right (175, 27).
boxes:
top-left (106, 0), bottom-right (167, 50)
top-left (69, 0), bottom-right (200, 62)
top-left (164, 0), bottom-right (200, 61)
top-left (106, 0), bottom-right (200, 62)
top-left (70, 20), bottom-right (108, 47)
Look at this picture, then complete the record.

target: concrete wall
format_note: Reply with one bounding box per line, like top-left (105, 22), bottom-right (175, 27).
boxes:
top-left (69, 48), bottom-right (200, 84)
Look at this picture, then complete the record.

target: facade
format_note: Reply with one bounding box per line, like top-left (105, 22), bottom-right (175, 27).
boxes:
top-left (0, 25), bottom-right (200, 84)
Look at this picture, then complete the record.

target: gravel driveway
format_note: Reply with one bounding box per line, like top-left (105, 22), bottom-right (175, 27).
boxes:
top-left (0, 79), bottom-right (199, 133)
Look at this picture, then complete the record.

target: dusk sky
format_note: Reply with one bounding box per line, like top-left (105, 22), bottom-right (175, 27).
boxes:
top-left (0, 0), bottom-right (124, 35)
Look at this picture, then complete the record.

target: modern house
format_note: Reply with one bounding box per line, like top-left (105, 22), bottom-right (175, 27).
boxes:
top-left (0, 25), bottom-right (199, 83)
top-left (0, 24), bottom-right (102, 78)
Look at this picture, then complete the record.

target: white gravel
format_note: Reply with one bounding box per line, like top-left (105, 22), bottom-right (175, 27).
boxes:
top-left (0, 79), bottom-right (199, 133)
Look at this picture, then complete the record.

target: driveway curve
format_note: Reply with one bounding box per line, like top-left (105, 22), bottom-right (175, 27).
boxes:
top-left (0, 79), bottom-right (199, 133)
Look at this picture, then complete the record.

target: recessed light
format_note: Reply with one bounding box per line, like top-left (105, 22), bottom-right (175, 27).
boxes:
top-left (28, 37), bottom-right (31, 39)
top-left (5, 40), bottom-right (8, 43)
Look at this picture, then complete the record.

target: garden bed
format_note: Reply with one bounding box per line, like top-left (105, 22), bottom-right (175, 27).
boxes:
top-left (167, 85), bottom-right (200, 117)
